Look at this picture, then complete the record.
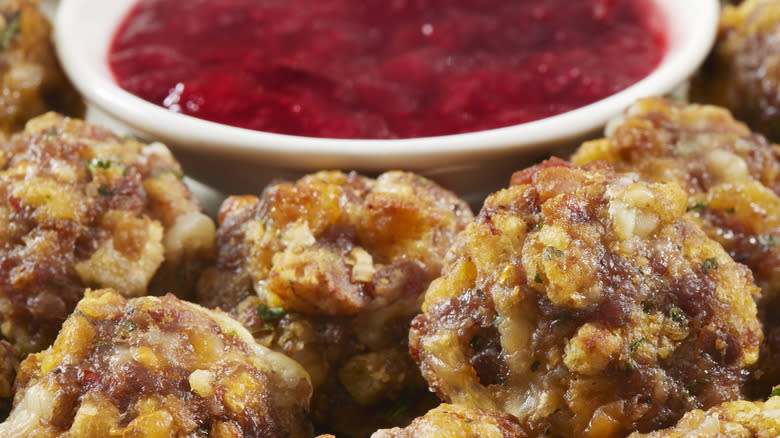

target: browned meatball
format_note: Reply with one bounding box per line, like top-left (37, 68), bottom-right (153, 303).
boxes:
top-left (371, 404), bottom-right (529, 438)
top-left (0, 288), bottom-right (313, 437)
top-left (691, 0), bottom-right (780, 141)
top-left (410, 159), bottom-right (762, 438)
top-left (0, 113), bottom-right (215, 356)
top-left (197, 170), bottom-right (474, 437)
top-left (0, 0), bottom-right (83, 136)
top-left (629, 391), bottom-right (780, 437)
top-left (572, 97), bottom-right (780, 395)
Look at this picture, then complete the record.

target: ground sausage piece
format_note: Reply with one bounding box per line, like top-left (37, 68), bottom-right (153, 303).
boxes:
top-left (410, 159), bottom-right (762, 438)
top-left (197, 170), bottom-right (473, 437)
top-left (0, 113), bottom-right (215, 356)
top-left (0, 288), bottom-right (313, 437)
top-left (370, 404), bottom-right (529, 438)
top-left (572, 97), bottom-right (780, 396)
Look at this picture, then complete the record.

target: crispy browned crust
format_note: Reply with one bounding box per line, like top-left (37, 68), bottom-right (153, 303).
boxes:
top-left (629, 392), bottom-right (780, 438)
top-left (572, 97), bottom-right (780, 395)
top-left (0, 288), bottom-right (313, 437)
top-left (370, 404), bottom-right (529, 438)
top-left (0, 113), bottom-right (214, 356)
top-left (410, 159), bottom-right (762, 437)
top-left (197, 170), bottom-right (473, 437)
top-left (0, 0), bottom-right (84, 136)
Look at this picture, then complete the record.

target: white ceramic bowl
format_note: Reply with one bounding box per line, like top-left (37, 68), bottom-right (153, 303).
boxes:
top-left (54, 0), bottom-right (719, 205)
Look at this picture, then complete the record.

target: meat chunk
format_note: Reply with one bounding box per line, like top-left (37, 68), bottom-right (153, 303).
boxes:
top-left (629, 390), bottom-right (780, 437)
top-left (0, 288), bottom-right (312, 437)
top-left (370, 404), bottom-right (529, 438)
top-left (410, 159), bottom-right (762, 437)
top-left (0, 0), bottom-right (83, 136)
top-left (691, 0), bottom-right (780, 141)
top-left (0, 113), bottom-right (215, 356)
top-left (197, 170), bottom-right (473, 437)
top-left (572, 97), bottom-right (780, 395)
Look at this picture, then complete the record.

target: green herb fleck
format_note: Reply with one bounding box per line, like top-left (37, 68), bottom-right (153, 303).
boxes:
top-left (46, 127), bottom-right (57, 138)
top-left (88, 158), bottom-right (126, 176)
top-left (642, 301), bottom-right (654, 314)
top-left (686, 202), bottom-right (706, 213)
top-left (630, 337), bottom-right (646, 353)
top-left (97, 183), bottom-right (114, 196)
top-left (669, 306), bottom-right (686, 324)
top-left (625, 361), bottom-right (634, 376)
top-left (543, 246), bottom-right (564, 261)
top-left (701, 257), bottom-right (718, 275)
top-left (771, 387), bottom-right (780, 398)
top-left (686, 378), bottom-right (712, 395)
top-left (534, 271), bottom-right (543, 284)
top-left (256, 304), bottom-right (286, 323)
top-left (160, 168), bottom-right (184, 180)
top-left (535, 220), bottom-right (545, 231)
top-left (758, 234), bottom-right (777, 251)
top-left (0, 11), bottom-right (20, 51)
top-left (120, 320), bottom-right (137, 332)
top-left (46, 279), bottom-right (64, 288)
top-left (469, 336), bottom-right (486, 350)
top-left (726, 207), bottom-right (736, 214)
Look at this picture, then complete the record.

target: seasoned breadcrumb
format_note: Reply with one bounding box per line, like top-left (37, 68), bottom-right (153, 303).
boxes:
top-left (629, 391), bottom-right (780, 437)
top-left (197, 170), bottom-right (473, 437)
top-left (370, 404), bottom-right (529, 438)
top-left (410, 159), bottom-right (762, 438)
top-left (0, 0), bottom-right (83, 136)
top-left (691, 0), bottom-right (780, 141)
top-left (0, 113), bottom-right (214, 356)
top-left (0, 288), bottom-right (313, 437)
top-left (572, 97), bottom-right (780, 395)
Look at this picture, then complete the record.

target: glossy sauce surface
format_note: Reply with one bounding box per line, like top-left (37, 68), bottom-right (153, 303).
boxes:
top-left (109, 0), bottom-right (666, 139)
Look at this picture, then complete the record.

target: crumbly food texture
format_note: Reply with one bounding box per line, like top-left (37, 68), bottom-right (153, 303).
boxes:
top-left (572, 97), bottom-right (780, 395)
top-left (197, 170), bottom-right (473, 437)
top-left (370, 403), bottom-right (529, 438)
top-left (0, 112), bottom-right (214, 355)
top-left (410, 159), bottom-right (762, 438)
top-left (0, 288), bottom-right (313, 438)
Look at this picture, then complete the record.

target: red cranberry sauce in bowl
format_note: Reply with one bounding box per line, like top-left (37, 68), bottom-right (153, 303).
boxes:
top-left (108, 0), bottom-right (666, 140)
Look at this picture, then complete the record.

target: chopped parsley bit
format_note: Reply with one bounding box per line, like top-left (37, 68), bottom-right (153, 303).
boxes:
top-left (93, 339), bottom-right (107, 346)
top-left (534, 271), bottom-right (543, 284)
top-left (726, 207), bottom-right (736, 214)
top-left (629, 337), bottom-right (645, 353)
top-left (543, 246), bottom-right (564, 261)
top-left (46, 127), bottom-right (57, 138)
top-left (625, 361), bottom-right (634, 376)
top-left (641, 301), bottom-right (654, 314)
top-left (97, 183), bottom-right (114, 196)
top-left (228, 329), bottom-right (238, 338)
top-left (701, 257), bottom-right (718, 275)
top-left (535, 220), bottom-right (545, 230)
top-left (415, 175), bottom-right (429, 184)
top-left (46, 279), bottom-right (64, 288)
top-left (758, 234), bottom-right (777, 251)
top-left (469, 336), bottom-right (486, 350)
top-left (160, 168), bottom-right (184, 180)
top-left (686, 378), bottom-right (712, 395)
top-left (686, 202), bottom-right (706, 213)
top-left (256, 304), bottom-right (286, 323)
top-left (0, 11), bottom-right (20, 50)
top-left (120, 320), bottom-right (137, 332)
top-left (87, 158), bottom-right (126, 176)
top-left (669, 306), bottom-right (686, 324)
top-left (771, 387), bottom-right (780, 398)
top-left (382, 393), bottom-right (410, 420)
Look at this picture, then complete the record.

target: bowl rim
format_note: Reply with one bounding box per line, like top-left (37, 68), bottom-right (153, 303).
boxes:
top-left (54, 0), bottom-right (719, 170)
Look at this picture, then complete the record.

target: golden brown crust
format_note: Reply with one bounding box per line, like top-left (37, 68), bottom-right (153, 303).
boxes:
top-left (0, 113), bottom-right (214, 355)
top-left (370, 404), bottom-right (529, 438)
top-left (197, 170), bottom-right (473, 437)
top-left (629, 393), bottom-right (780, 438)
top-left (691, 0), bottom-right (780, 141)
top-left (410, 159), bottom-right (762, 437)
top-left (0, 288), bottom-right (312, 437)
top-left (572, 97), bottom-right (780, 395)
top-left (0, 0), bottom-right (84, 136)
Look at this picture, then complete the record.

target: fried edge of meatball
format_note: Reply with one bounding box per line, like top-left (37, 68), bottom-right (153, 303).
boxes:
top-left (410, 158), bottom-right (762, 437)
top-left (369, 403), bottom-right (529, 438)
top-left (0, 112), bottom-right (215, 355)
top-left (0, 288), bottom-right (313, 437)
top-left (629, 389), bottom-right (780, 437)
top-left (572, 96), bottom-right (780, 393)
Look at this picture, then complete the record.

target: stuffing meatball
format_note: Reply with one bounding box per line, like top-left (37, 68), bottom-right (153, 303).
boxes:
top-left (370, 404), bottom-right (529, 438)
top-left (197, 170), bottom-right (473, 437)
top-left (410, 159), bottom-right (762, 438)
top-left (0, 288), bottom-right (313, 437)
top-left (0, 0), bottom-right (83, 136)
top-left (572, 97), bottom-right (780, 395)
top-left (629, 390), bottom-right (780, 437)
top-left (690, 0), bottom-right (780, 141)
top-left (0, 113), bottom-right (215, 356)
